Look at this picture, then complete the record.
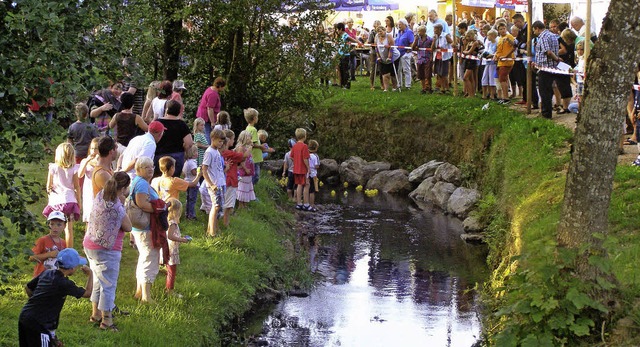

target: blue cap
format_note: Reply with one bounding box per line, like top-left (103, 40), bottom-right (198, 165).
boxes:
top-left (288, 138), bottom-right (296, 148)
top-left (57, 248), bottom-right (87, 269)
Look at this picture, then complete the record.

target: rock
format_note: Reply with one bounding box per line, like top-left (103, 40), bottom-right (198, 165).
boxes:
top-left (362, 161), bottom-right (392, 183)
top-left (262, 159), bottom-right (284, 176)
top-left (318, 159), bottom-right (339, 180)
top-left (431, 181), bottom-right (456, 210)
top-left (447, 187), bottom-right (481, 219)
top-left (463, 215), bottom-right (485, 232)
top-left (434, 163), bottom-right (462, 185)
top-left (339, 156), bottom-right (367, 186)
top-left (325, 175), bottom-right (340, 186)
top-left (366, 169), bottom-right (412, 194)
top-left (460, 233), bottom-right (485, 243)
top-left (408, 160), bottom-right (444, 184)
top-left (409, 177), bottom-right (436, 201)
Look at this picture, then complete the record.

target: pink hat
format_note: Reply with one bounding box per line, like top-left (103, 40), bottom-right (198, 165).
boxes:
top-left (148, 121), bottom-right (167, 133)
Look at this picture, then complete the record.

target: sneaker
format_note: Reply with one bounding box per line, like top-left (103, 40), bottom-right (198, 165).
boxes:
top-left (632, 159), bottom-right (640, 166)
top-left (295, 204), bottom-right (304, 210)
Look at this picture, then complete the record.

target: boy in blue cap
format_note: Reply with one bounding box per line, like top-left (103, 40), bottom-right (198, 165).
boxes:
top-left (19, 248), bottom-right (93, 347)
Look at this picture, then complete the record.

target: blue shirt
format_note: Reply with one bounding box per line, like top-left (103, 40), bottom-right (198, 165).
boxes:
top-left (395, 29), bottom-right (414, 55)
top-left (535, 29), bottom-right (559, 69)
top-left (338, 32), bottom-right (351, 57)
top-left (426, 18), bottom-right (450, 38)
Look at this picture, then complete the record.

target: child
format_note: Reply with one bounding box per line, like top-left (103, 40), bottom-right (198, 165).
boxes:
top-left (67, 103), bottom-right (99, 164)
top-left (258, 129), bottom-right (276, 160)
top-left (78, 137), bottom-right (99, 224)
top-left (481, 29), bottom-right (498, 100)
top-left (221, 129), bottom-right (249, 226)
top-left (151, 156), bottom-right (201, 202)
top-left (281, 139), bottom-right (297, 201)
top-left (202, 129), bottom-right (227, 237)
top-left (213, 111), bottom-right (231, 132)
top-left (182, 145), bottom-right (199, 220)
top-left (19, 248), bottom-right (92, 347)
top-left (235, 130), bottom-right (256, 208)
top-left (44, 143), bottom-right (81, 248)
top-left (163, 198), bottom-right (191, 294)
top-left (290, 128), bottom-right (311, 211)
top-left (308, 140), bottom-right (320, 212)
top-left (193, 118), bottom-right (208, 167)
top-left (29, 211), bottom-right (68, 278)
top-left (245, 108), bottom-right (265, 185)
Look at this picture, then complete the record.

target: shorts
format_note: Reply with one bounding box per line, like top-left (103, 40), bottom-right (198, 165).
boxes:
top-left (132, 231), bottom-right (159, 283)
top-left (498, 65), bottom-right (513, 82)
top-left (434, 59), bottom-right (450, 77)
top-left (294, 173), bottom-right (307, 186)
top-left (224, 186), bottom-right (237, 209)
top-left (464, 59), bottom-right (478, 71)
top-left (208, 185), bottom-right (225, 210)
top-left (309, 177), bottom-right (317, 194)
top-left (43, 202), bottom-right (80, 222)
top-left (555, 74), bottom-right (573, 99)
top-left (286, 171), bottom-right (295, 191)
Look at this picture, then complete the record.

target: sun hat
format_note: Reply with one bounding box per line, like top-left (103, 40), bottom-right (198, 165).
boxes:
top-left (47, 211), bottom-right (67, 222)
top-left (57, 248), bottom-right (87, 269)
top-left (172, 80), bottom-right (186, 91)
top-left (148, 120), bottom-right (168, 133)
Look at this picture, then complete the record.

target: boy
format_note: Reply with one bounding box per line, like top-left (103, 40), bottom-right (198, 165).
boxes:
top-left (258, 129), bottom-right (275, 160)
top-left (290, 128), bottom-right (311, 211)
top-left (67, 103), bottom-right (99, 164)
top-left (202, 129), bottom-right (226, 237)
top-left (29, 211), bottom-right (68, 278)
top-left (308, 140), bottom-right (320, 212)
top-left (151, 156), bottom-right (201, 202)
top-left (19, 248), bottom-right (92, 347)
top-left (244, 108), bottom-right (266, 186)
top-left (221, 129), bottom-right (249, 226)
top-left (281, 139), bottom-right (297, 201)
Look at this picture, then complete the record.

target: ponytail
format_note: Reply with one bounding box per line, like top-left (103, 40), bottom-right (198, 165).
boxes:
top-left (103, 172), bottom-right (131, 202)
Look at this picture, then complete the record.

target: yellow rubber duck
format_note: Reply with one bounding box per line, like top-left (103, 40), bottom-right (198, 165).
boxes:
top-left (331, 190), bottom-right (336, 197)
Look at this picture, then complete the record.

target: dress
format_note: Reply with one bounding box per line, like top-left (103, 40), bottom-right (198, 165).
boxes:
top-left (113, 111), bottom-right (138, 146)
top-left (43, 163), bottom-right (80, 221)
top-left (237, 146), bottom-right (256, 203)
top-left (194, 132), bottom-right (208, 166)
top-left (81, 162), bottom-right (95, 222)
top-left (151, 97), bottom-right (167, 119)
top-left (164, 220), bottom-right (181, 266)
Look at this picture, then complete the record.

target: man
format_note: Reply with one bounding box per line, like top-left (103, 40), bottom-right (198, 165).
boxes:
top-left (533, 21), bottom-right (571, 119)
top-left (119, 120), bottom-right (166, 179)
top-left (570, 16), bottom-right (598, 45)
top-left (92, 136), bottom-right (118, 196)
top-left (427, 10), bottom-right (450, 38)
top-left (512, 13), bottom-right (537, 106)
top-left (396, 19), bottom-right (415, 89)
top-left (548, 19), bottom-right (561, 36)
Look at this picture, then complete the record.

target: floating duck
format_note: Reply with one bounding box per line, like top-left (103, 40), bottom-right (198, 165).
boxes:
top-left (319, 181), bottom-right (324, 187)
top-left (330, 190), bottom-right (336, 197)
top-left (343, 182), bottom-right (349, 188)
top-left (343, 191), bottom-right (348, 197)
top-left (355, 185), bottom-right (363, 192)
top-left (364, 189), bottom-right (379, 197)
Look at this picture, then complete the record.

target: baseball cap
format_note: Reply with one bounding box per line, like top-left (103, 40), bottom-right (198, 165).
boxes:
top-left (57, 248), bottom-right (87, 269)
top-left (288, 138), bottom-right (296, 148)
top-left (47, 211), bottom-right (67, 222)
top-left (172, 80), bottom-right (186, 90)
top-left (148, 121), bottom-right (167, 133)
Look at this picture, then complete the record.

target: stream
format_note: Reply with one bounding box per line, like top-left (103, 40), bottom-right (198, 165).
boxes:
top-left (241, 189), bottom-right (488, 347)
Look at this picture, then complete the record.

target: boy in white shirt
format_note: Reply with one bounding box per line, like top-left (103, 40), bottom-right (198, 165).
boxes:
top-left (202, 129), bottom-right (226, 237)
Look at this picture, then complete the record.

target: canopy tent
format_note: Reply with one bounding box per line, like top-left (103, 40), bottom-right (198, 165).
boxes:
top-left (328, 0), bottom-right (399, 11)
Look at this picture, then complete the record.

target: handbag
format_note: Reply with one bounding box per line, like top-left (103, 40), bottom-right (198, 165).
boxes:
top-left (126, 177), bottom-right (151, 229)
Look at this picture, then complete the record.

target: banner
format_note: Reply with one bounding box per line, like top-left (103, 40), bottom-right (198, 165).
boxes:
top-left (461, 0), bottom-right (496, 8)
top-left (496, 0), bottom-right (528, 7)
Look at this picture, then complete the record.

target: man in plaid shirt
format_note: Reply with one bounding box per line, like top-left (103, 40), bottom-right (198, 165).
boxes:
top-left (534, 20), bottom-right (573, 119)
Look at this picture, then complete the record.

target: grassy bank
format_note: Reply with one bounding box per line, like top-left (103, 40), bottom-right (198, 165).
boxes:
top-left (0, 163), bottom-right (307, 346)
top-left (309, 80), bottom-right (640, 344)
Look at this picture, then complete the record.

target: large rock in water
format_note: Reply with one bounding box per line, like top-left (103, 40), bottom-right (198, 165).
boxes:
top-left (262, 159), bottom-right (284, 176)
top-left (434, 163), bottom-right (462, 185)
top-left (431, 181), bottom-right (456, 210)
top-left (409, 177), bottom-right (436, 202)
top-left (339, 156), bottom-right (367, 185)
top-left (447, 187), bottom-right (481, 219)
top-left (408, 160), bottom-right (444, 184)
top-left (366, 169), bottom-right (412, 194)
top-left (463, 215), bottom-right (485, 233)
top-left (339, 156), bottom-right (391, 186)
top-left (318, 159), bottom-right (339, 181)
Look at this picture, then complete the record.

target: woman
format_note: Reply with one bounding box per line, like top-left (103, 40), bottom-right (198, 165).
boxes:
top-left (431, 23), bottom-right (453, 93)
top-left (142, 81), bottom-right (159, 123)
top-left (368, 20), bottom-right (383, 90)
top-left (151, 80), bottom-right (172, 120)
top-left (153, 100), bottom-right (193, 177)
top-left (385, 15), bottom-right (397, 38)
top-left (89, 82), bottom-right (123, 135)
top-left (83, 172), bottom-right (131, 331)
top-left (129, 157), bottom-right (159, 303)
top-left (345, 18), bottom-right (358, 81)
top-left (375, 26), bottom-right (401, 92)
top-left (195, 77), bottom-right (226, 143)
top-left (108, 92), bottom-right (149, 147)
top-left (555, 28), bottom-right (577, 114)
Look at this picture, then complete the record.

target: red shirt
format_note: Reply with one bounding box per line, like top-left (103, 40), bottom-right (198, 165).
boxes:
top-left (222, 150), bottom-right (245, 187)
top-left (290, 142), bottom-right (310, 175)
top-left (32, 235), bottom-right (67, 278)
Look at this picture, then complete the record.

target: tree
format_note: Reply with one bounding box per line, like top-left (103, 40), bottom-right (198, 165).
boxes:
top-left (558, 0), bottom-right (640, 275)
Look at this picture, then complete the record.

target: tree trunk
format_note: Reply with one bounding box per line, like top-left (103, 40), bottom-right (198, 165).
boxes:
top-left (558, 0), bottom-right (640, 268)
top-left (161, 0), bottom-right (183, 80)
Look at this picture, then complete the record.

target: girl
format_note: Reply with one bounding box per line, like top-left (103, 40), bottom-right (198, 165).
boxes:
top-left (43, 143), bottom-right (81, 248)
top-left (78, 137), bottom-right (99, 225)
top-left (182, 145), bottom-right (199, 220)
top-left (193, 118), bottom-right (208, 167)
top-left (213, 111), bottom-right (231, 132)
top-left (142, 81), bottom-right (159, 123)
top-left (164, 198), bottom-right (191, 294)
top-left (235, 131), bottom-right (256, 208)
top-left (462, 30), bottom-right (481, 98)
top-left (481, 28), bottom-right (498, 100)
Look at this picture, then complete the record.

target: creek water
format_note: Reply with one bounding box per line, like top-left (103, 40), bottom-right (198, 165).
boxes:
top-left (242, 189), bottom-right (488, 347)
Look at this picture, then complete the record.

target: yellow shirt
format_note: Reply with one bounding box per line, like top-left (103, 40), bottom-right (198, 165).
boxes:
top-left (151, 176), bottom-right (190, 201)
top-left (496, 33), bottom-right (515, 67)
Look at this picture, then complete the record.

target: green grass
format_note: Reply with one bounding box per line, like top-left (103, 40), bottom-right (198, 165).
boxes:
top-left (0, 161), bottom-right (307, 346)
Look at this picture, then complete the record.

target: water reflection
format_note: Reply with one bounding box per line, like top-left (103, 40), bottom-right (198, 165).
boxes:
top-left (260, 190), bottom-right (487, 347)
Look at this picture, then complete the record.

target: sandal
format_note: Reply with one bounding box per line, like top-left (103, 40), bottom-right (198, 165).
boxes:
top-left (89, 316), bottom-right (102, 324)
top-left (113, 305), bottom-right (130, 316)
top-left (99, 322), bottom-right (119, 332)
top-left (624, 138), bottom-right (638, 145)
top-left (557, 108), bottom-right (570, 114)
top-left (307, 206), bottom-right (318, 212)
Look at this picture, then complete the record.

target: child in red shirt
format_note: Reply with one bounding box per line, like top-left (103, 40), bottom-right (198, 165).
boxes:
top-left (221, 129), bottom-right (249, 226)
top-left (30, 211), bottom-right (68, 277)
top-left (290, 128), bottom-right (311, 211)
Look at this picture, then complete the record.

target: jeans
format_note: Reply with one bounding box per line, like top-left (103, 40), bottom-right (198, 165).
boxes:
top-left (186, 186), bottom-right (198, 218)
top-left (349, 54), bottom-right (357, 80)
top-left (252, 162), bottom-right (261, 185)
top-left (538, 71), bottom-right (556, 118)
top-left (399, 53), bottom-right (413, 88)
top-left (339, 56), bottom-right (351, 88)
top-left (84, 248), bottom-right (122, 312)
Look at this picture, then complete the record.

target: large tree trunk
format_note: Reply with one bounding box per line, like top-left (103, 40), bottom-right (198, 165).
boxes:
top-left (161, 0), bottom-right (183, 80)
top-left (558, 0), bottom-right (640, 269)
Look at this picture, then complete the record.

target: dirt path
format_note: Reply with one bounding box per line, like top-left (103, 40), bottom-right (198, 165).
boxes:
top-left (510, 103), bottom-right (638, 165)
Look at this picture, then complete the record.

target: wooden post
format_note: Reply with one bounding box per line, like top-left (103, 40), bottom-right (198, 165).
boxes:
top-left (452, 0), bottom-right (458, 96)
top-left (526, 0), bottom-right (533, 114)
top-left (584, 0), bottom-right (592, 64)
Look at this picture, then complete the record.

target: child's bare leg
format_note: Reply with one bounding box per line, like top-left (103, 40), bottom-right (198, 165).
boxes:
top-left (310, 192), bottom-right (315, 207)
top-left (303, 183), bottom-right (310, 206)
top-left (223, 207), bottom-right (232, 226)
top-left (296, 184), bottom-right (303, 205)
top-left (208, 206), bottom-right (219, 237)
top-left (66, 217), bottom-right (74, 248)
top-left (91, 302), bottom-right (101, 321)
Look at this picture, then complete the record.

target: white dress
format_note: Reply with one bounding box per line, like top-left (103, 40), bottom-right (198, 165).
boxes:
top-left (82, 163), bottom-right (94, 222)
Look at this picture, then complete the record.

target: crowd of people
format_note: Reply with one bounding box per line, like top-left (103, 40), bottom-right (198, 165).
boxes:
top-left (19, 72), bottom-right (324, 344)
